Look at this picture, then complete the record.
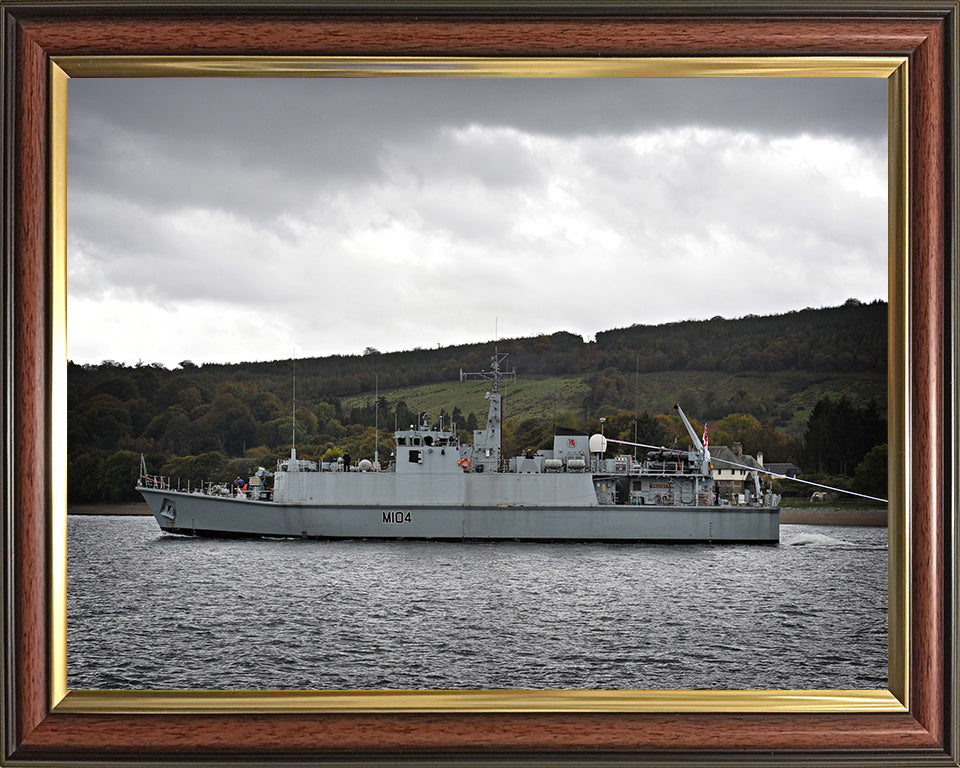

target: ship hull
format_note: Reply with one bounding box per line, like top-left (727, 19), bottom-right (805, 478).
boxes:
top-left (137, 487), bottom-right (780, 543)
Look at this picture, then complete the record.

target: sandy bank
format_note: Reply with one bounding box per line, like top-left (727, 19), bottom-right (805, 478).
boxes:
top-left (68, 503), bottom-right (151, 516)
top-left (780, 507), bottom-right (887, 527)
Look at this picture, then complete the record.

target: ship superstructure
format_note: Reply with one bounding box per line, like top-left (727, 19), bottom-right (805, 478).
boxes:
top-left (137, 352), bottom-right (780, 543)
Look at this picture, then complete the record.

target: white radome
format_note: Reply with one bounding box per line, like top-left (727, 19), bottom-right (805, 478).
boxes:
top-left (588, 434), bottom-right (608, 453)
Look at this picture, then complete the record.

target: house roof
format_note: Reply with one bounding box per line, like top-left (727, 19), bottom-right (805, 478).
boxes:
top-left (764, 462), bottom-right (802, 477)
top-left (710, 445), bottom-right (763, 471)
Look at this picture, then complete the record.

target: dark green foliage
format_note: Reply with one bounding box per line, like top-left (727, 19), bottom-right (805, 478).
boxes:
top-left (711, 413), bottom-right (801, 465)
top-left (68, 450), bottom-right (109, 503)
top-left (70, 394), bottom-right (132, 450)
top-left (583, 368), bottom-right (631, 415)
top-left (852, 444), bottom-right (888, 498)
top-left (194, 393), bottom-right (257, 454)
top-left (160, 452), bottom-right (228, 488)
top-left (505, 418), bottom-right (556, 457)
top-left (598, 301), bottom-right (885, 376)
top-left (100, 451), bottom-right (143, 503)
top-left (603, 411), bottom-right (667, 450)
top-left (802, 396), bottom-right (886, 476)
top-left (85, 376), bottom-right (140, 402)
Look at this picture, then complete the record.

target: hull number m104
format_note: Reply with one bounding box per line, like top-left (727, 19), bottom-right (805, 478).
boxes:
top-left (383, 511), bottom-right (413, 524)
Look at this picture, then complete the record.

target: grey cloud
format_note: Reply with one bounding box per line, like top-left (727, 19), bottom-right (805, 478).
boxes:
top-left (66, 76), bottom-right (887, 364)
top-left (68, 76), bottom-right (886, 249)
top-left (71, 77), bottom-right (886, 147)
top-left (69, 78), bottom-right (885, 211)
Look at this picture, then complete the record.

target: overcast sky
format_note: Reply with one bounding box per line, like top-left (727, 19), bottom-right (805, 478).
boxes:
top-left (67, 77), bottom-right (887, 368)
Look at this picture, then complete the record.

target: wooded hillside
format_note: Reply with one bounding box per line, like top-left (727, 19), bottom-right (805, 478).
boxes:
top-left (68, 299), bottom-right (887, 504)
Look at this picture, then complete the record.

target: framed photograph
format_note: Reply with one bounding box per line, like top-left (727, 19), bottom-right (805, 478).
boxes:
top-left (2, 2), bottom-right (956, 765)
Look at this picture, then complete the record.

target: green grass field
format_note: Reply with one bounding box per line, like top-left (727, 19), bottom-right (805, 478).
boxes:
top-left (340, 369), bottom-right (886, 434)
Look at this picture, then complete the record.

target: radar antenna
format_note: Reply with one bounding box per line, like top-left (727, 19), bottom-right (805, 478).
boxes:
top-left (459, 349), bottom-right (516, 393)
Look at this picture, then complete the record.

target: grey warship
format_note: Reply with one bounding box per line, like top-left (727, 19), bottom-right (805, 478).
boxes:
top-left (137, 353), bottom-right (780, 543)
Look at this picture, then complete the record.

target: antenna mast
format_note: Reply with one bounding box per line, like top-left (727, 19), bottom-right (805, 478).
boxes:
top-left (292, 350), bottom-right (297, 459)
top-left (459, 349), bottom-right (516, 472)
top-left (459, 348), bottom-right (516, 394)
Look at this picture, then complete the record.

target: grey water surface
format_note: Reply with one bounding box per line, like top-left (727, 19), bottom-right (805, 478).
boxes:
top-left (67, 515), bottom-right (887, 690)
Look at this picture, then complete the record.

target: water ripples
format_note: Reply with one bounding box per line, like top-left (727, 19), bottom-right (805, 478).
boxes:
top-left (68, 517), bottom-right (887, 691)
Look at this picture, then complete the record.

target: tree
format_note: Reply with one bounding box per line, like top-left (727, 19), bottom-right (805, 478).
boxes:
top-left (246, 391), bottom-right (282, 422)
top-left (68, 450), bottom-right (107, 503)
top-left (583, 368), bottom-right (630, 414)
top-left (712, 413), bottom-right (764, 452)
top-left (395, 400), bottom-right (414, 431)
top-left (314, 401), bottom-right (337, 430)
top-left (852, 444), bottom-right (887, 499)
top-left (803, 397), bottom-right (835, 473)
top-left (144, 405), bottom-right (194, 454)
top-left (504, 418), bottom-right (554, 458)
top-left (802, 396), bottom-right (886, 476)
top-left (100, 450), bottom-right (143, 502)
top-left (85, 376), bottom-right (140, 402)
top-left (75, 394), bottom-right (132, 449)
top-left (266, 410), bottom-right (319, 448)
top-left (160, 451), bottom-right (228, 487)
top-left (195, 393), bottom-right (256, 455)
top-left (154, 377), bottom-right (202, 410)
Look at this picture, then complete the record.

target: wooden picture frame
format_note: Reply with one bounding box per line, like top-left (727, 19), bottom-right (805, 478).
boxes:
top-left (2, 2), bottom-right (957, 765)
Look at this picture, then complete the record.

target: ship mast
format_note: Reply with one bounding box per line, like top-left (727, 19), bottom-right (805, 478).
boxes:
top-left (461, 349), bottom-right (513, 393)
top-left (459, 349), bottom-right (516, 472)
top-left (288, 350), bottom-right (299, 471)
top-left (292, 354), bottom-right (296, 457)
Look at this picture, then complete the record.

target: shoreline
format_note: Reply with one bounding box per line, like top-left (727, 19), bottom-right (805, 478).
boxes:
top-left (68, 503), bottom-right (888, 527)
top-left (779, 507), bottom-right (887, 527)
top-left (69, 503), bottom-right (151, 516)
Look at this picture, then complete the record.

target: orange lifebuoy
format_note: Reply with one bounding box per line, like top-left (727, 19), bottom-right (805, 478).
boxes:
top-left (459, 457), bottom-right (471, 468)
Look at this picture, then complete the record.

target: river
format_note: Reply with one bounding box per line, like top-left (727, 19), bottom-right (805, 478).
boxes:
top-left (66, 514), bottom-right (887, 691)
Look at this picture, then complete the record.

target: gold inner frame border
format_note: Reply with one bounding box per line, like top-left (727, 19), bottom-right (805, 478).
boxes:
top-left (49, 55), bottom-right (909, 715)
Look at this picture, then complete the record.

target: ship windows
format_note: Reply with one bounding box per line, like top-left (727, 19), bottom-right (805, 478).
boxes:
top-left (412, 437), bottom-right (421, 446)
top-left (423, 435), bottom-right (434, 446)
top-left (409, 449), bottom-right (421, 463)
top-left (397, 436), bottom-right (407, 446)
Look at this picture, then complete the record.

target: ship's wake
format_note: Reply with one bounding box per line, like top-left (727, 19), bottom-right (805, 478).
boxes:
top-left (785, 532), bottom-right (885, 550)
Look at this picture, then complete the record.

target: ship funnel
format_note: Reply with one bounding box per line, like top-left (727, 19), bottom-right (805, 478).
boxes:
top-left (589, 434), bottom-right (608, 453)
